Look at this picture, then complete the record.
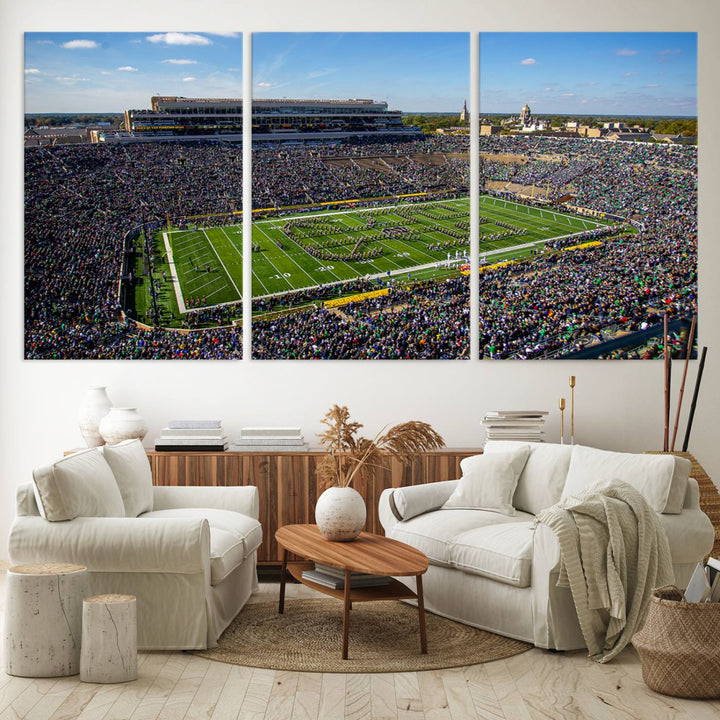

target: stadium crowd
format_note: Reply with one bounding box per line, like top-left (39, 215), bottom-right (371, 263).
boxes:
top-left (24, 130), bottom-right (696, 359)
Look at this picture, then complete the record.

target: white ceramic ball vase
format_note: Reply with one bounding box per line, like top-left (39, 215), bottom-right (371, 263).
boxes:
top-left (314, 486), bottom-right (367, 541)
top-left (78, 386), bottom-right (113, 447)
top-left (98, 408), bottom-right (148, 446)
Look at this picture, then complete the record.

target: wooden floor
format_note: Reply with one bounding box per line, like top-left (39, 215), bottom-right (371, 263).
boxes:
top-left (1, 565), bottom-right (719, 720)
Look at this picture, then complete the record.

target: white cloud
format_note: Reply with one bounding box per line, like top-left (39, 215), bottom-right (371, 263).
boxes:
top-left (54, 76), bottom-right (90, 83)
top-left (207, 32), bottom-right (239, 37)
top-left (182, 76), bottom-right (196, 82)
top-left (520, 58), bottom-right (537, 65)
top-left (62, 40), bottom-right (99, 50)
top-left (25, 68), bottom-right (41, 75)
top-left (615, 49), bottom-right (637, 56)
top-left (645, 83), bottom-right (661, 88)
top-left (227, 67), bottom-right (241, 72)
top-left (256, 82), bottom-right (274, 88)
top-left (117, 66), bottom-right (138, 72)
top-left (562, 92), bottom-right (575, 97)
top-left (622, 72), bottom-right (638, 77)
top-left (659, 49), bottom-right (682, 55)
top-left (146, 33), bottom-right (211, 46)
top-left (161, 59), bottom-right (197, 65)
top-left (307, 67), bottom-right (338, 79)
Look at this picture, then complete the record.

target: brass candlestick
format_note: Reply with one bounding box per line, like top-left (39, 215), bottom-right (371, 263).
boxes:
top-left (559, 397), bottom-right (566, 444)
top-left (569, 375), bottom-right (576, 445)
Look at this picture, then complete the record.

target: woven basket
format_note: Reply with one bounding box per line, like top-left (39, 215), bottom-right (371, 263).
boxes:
top-left (632, 585), bottom-right (720, 698)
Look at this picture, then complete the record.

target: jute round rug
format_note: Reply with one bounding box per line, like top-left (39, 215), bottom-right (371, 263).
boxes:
top-left (193, 599), bottom-right (531, 673)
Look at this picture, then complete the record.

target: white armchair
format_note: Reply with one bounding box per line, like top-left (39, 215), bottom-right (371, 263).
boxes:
top-left (8, 441), bottom-right (262, 650)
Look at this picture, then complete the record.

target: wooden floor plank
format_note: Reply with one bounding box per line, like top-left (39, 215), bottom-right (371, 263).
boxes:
top-left (1, 573), bottom-right (720, 719)
top-left (345, 673), bottom-right (371, 720)
top-left (393, 672), bottom-right (423, 719)
top-left (416, 670), bottom-right (450, 720)
top-left (370, 673), bottom-right (398, 720)
top-left (317, 673), bottom-right (345, 720)
top-left (211, 665), bottom-right (253, 720)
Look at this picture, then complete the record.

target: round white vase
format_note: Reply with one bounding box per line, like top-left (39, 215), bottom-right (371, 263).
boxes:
top-left (77, 386), bottom-right (113, 447)
top-left (98, 407), bottom-right (148, 446)
top-left (315, 486), bottom-right (367, 542)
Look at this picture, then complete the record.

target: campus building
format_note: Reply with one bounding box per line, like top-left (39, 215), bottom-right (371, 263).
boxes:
top-left (123, 96), bottom-right (421, 140)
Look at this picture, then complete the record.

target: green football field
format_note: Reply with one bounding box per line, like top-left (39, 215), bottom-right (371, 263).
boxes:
top-left (130, 196), bottom-right (616, 327)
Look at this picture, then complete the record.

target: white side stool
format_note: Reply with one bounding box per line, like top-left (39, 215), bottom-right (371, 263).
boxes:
top-left (80, 594), bottom-right (138, 683)
top-left (4, 563), bottom-right (87, 677)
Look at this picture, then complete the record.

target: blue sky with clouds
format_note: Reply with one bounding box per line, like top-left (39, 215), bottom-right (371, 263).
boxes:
top-left (25, 31), bottom-right (696, 116)
top-left (252, 33), bottom-right (469, 112)
top-left (25, 32), bottom-right (243, 113)
top-left (481, 32), bottom-right (697, 116)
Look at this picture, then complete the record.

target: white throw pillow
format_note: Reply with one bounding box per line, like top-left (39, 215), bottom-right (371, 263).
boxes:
top-left (101, 439), bottom-right (154, 517)
top-left (562, 445), bottom-right (691, 514)
top-left (483, 441), bottom-right (573, 515)
top-left (442, 446), bottom-right (531, 516)
top-left (32, 448), bottom-right (125, 521)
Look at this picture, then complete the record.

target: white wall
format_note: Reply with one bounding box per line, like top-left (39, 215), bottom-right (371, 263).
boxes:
top-left (2, 0), bottom-right (719, 560)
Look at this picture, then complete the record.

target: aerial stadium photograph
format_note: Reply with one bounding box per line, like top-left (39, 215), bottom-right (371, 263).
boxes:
top-left (23, 31), bottom-right (697, 361)
top-left (24, 31), bottom-right (245, 359)
top-left (475, 32), bottom-right (698, 360)
top-left (249, 32), bottom-right (470, 359)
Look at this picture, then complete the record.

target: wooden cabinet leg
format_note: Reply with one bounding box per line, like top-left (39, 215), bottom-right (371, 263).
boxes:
top-left (342, 569), bottom-right (351, 659)
top-left (278, 549), bottom-right (288, 614)
top-left (416, 574), bottom-right (427, 654)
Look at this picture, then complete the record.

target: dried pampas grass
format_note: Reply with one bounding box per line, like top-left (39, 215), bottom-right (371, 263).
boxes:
top-left (317, 405), bottom-right (444, 490)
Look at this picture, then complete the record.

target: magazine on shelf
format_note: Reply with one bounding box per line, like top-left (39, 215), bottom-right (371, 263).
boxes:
top-left (301, 566), bottom-right (391, 590)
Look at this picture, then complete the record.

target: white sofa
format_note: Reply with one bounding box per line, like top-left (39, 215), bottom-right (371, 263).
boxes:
top-left (8, 440), bottom-right (262, 651)
top-left (379, 442), bottom-right (715, 651)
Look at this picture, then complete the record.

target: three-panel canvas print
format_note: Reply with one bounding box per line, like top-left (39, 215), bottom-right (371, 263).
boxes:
top-left (24, 32), bottom-right (697, 360)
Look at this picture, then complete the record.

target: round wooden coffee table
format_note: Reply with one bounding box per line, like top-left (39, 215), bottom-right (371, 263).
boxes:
top-left (275, 524), bottom-right (429, 660)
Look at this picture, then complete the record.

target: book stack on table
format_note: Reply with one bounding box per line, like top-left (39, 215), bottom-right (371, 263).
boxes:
top-left (154, 420), bottom-right (228, 451)
top-left (301, 563), bottom-right (391, 590)
top-left (482, 410), bottom-right (548, 443)
top-left (229, 427), bottom-right (308, 452)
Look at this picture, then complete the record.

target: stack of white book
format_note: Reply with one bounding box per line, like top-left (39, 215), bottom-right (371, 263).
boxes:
top-left (301, 563), bottom-right (391, 590)
top-left (482, 410), bottom-right (548, 443)
top-left (155, 420), bottom-right (228, 451)
top-left (229, 427), bottom-right (308, 452)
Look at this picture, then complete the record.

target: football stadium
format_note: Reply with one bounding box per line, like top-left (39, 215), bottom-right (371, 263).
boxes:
top-left (24, 109), bottom-right (696, 360)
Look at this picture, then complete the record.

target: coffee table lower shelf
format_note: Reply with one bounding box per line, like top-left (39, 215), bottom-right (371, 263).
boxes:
top-left (287, 562), bottom-right (419, 602)
top-left (281, 561), bottom-right (427, 659)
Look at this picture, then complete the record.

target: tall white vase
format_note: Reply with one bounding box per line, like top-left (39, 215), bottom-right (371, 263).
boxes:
top-left (98, 408), bottom-right (148, 446)
top-left (315, 486), bottom-right (366, 541)
top-left (78, 386), bottom-right (113, 447)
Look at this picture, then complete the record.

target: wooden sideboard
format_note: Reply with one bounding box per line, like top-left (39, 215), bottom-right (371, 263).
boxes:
top-left (148, 449), bottom-right (480, 565)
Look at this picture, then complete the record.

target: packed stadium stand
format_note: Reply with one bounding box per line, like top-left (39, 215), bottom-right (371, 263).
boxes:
top-left (24, 132), bottom-right (696, 360)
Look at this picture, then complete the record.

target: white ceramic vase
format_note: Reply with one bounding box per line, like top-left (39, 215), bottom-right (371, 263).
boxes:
top-left (78, 386), bottom-right (113, 447)
top-left (314, 486), bottom-right (367, 541)
top-left (98, 407), bottom-right (148, 446)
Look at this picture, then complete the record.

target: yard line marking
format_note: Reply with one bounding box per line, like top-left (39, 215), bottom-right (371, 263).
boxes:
top-left (220, 226), bottom-right (244, 263)
top-left (253, 224), bottom-right (325, 286)
top-left (162, 232), bottom-right (186, 313)
top-left (201, 228), bottom-right (242, 301)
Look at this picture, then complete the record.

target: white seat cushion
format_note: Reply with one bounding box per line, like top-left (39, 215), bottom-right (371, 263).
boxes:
top-left (483, 441), bottom-right (573, 515)
top-left (208, 528), bottom-right (248, 585)
top-left (450, 522), bottom-right (535, 587)
top-left (142, 507), bottom-right (262, 584)
top-left (389, 508), bottom-right (534, 568)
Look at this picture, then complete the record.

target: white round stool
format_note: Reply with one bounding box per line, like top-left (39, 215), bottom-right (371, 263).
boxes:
top-left (80, 594), bottom-right (138, 683)
top-left (4, 563), bottom-right (87, 677)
